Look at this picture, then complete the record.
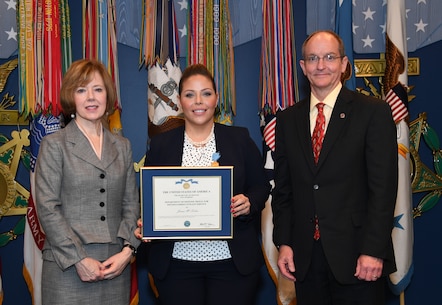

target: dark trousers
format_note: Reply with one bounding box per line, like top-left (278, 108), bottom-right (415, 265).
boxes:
top-left (296, 241), bottom-right (386, 305)
top-left (153, 258), bottom-right (260, 305)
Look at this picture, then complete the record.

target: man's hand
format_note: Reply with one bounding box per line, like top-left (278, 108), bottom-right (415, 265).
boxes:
top-left (354, 254), bottom-right (383, 281)
top-left (277, 245), bottom-right (296, 281)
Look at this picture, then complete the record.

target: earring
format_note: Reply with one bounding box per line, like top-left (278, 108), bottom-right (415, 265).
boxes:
top-left (71, 113), bottom-right (75, 119)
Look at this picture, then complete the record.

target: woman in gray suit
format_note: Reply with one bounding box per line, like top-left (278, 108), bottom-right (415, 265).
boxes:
top-left (35, 59), bottom-right (140, 305)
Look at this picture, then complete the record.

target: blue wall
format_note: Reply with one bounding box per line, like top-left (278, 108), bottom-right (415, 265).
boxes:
top-left (1, 0), bottom-right (442, 304)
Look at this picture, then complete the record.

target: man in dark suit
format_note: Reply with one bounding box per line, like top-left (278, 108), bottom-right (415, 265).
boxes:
top-left (272, 30), bottom-right (398, 305)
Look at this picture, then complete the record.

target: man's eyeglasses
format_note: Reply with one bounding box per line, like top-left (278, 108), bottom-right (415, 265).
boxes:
top-left (304, 54), bottom-right (343, 64)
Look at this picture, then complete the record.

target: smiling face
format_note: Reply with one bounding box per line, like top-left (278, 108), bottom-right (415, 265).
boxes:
top-left (73, 71), bottom-right (107, 125)
top-left (300, 31), bottom-right (348, 100)
top-left (178, 74), bottom-right (218, 130)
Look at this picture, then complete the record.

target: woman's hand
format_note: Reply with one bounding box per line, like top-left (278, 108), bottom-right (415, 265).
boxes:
top-left (75, 257), bottom-right (105, 282)
top-left (230, 194), bottom-right (251, 217)
top-left (134, 218), bottom-right (151, 242)
top-left (102, 249), bottom-right (133, 280)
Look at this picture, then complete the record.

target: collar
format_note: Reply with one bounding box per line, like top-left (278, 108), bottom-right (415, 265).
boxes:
top-left (310, 83), bottom-right (343, 111)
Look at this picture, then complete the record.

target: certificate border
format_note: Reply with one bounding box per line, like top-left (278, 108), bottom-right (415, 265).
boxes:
top-left (140, 166), bottom-right (233, 240)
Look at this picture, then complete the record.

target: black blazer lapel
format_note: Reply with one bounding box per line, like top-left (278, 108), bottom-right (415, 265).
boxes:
top-left (316, 87), bottom-right (353, 168)
top-left (294, 99), bottom-right (317, 172)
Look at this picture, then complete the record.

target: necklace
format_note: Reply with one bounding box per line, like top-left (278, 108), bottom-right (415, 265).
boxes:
top-left (184, 125), bottom-right (215, 164)
top-left (184, 125), bottom-right (214, 148)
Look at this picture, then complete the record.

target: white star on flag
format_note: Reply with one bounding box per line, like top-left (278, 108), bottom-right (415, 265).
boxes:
top-left (362, 7), bottom-right (376, 21)
top-left (178, 25), bottom-right (187, 38)
top-left (177, 0), bottom-right (188, 11)
top-left (5, 0), bottom-right (16, 10)
top-left (414, 19), bottom-right (428, 32)
top-left (5, 27), bottom-right (17, 41)
top-left (362, 35), bottom-right (375, 48)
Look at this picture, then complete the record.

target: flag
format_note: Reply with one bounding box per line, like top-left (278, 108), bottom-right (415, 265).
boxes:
top-left (353, 0), bottom-right (442, 53)
top-left (115, 0), bottom-right (143, 50)
top-left (129, 258), bottom-right (139, 305)
top-left (335, 0), bottom-right (356, 90)
top-left (259, 1), bottom-right (297, 304)
top-left (0, 257), bottom-right (3, 305)
top-left (0, 0), bottom-right (18, 59)
top-left (384, 0), bottom-right (414, 296)
top-left (23, 114), bottom-right (61, 305)
top-left (147, 59), bottom-right (183, 127)
top-left (260, 109), bottom-right (296, 305)
top-left (307, 0), bottom-right (442, 54)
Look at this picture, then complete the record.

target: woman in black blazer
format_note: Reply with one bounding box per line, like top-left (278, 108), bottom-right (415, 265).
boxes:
top-left (136, 64), bottom-right (270, 305)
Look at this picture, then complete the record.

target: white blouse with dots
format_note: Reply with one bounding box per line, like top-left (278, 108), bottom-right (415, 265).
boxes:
top-left (171, 130), bottom-right (232, 261)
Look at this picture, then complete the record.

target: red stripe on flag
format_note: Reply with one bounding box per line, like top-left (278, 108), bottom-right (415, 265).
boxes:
top-left (386, 89), bottom-right (408, 122)
top-left (129, 259), bottom-right (139, 305)
top-left (264, 117), bottom-right (276, 151)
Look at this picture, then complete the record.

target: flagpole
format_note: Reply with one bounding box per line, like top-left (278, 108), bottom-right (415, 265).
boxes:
top-left (400, 291), bottom-right (405, 305)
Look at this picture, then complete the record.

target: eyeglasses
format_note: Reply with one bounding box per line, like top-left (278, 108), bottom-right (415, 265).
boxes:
top-left (304, 54), bottom-right (343, 64)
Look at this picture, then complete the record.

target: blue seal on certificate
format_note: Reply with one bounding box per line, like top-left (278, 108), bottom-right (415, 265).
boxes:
top-left (184, 221), bottom-right (191, 227)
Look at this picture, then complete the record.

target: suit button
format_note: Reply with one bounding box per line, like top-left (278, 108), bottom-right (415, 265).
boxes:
top-left (313, 184), bottom-right (319, 190)
top-left (99, 202), bottom-right (105, 207)
top-left (100, 173), bottom-right (105, 179)
top-left (100, 216), bottom-right (106, 221)
top-left (100, 188), bottom-right (105, 193)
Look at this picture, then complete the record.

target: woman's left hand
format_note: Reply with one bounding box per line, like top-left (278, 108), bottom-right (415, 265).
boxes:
top-left (230, 194), bottom-right (251, 217)
top-left (102, 248), bottom-right (133, 280)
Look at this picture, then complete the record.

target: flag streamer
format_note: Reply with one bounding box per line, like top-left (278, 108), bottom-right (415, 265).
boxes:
top-left (141, 0), bottom-right (235, 127)
top-left (83, 0), bottom-right (121, 111)
top-left (18, 0), bottom-right (71, 118)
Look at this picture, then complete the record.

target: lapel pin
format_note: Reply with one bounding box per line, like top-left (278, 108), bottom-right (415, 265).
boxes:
top-left (340, 113), bottom-right (346, 119)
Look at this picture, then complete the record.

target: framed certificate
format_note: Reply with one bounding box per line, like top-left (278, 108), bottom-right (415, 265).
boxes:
top-left (140, 166), bottom-right (233, 240)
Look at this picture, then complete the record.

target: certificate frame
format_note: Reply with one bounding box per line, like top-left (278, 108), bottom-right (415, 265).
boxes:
top-left (140, 166), bottom-right (233, 240)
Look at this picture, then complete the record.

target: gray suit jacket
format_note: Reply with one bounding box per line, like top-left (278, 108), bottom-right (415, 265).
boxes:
top-left (35, 121), bottom-right (140, 270)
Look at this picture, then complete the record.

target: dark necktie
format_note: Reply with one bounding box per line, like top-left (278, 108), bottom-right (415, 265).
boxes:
top-left (312, 103), bottom-right (326, 164)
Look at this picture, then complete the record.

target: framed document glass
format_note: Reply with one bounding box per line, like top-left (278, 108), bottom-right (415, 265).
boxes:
top-left (140, 166), bottom-right (233, 240)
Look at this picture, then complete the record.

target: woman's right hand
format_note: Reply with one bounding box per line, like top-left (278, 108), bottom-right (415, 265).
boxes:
top-left (75, 257), bottom-right (105, 282)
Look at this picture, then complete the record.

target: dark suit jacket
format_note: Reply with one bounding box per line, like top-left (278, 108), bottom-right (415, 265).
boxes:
top-left (144, 123), bottom-right (271, 279)
top-left (272, 87), bottom-right (398, 284)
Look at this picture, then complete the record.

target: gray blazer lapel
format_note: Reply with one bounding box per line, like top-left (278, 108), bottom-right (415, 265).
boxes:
top-left (67, 122), bottom-right (116, 170)
top-left (100, 129), bottom-right (119, 169)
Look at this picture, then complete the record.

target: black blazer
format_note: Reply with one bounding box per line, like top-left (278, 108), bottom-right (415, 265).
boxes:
top-left (272, 87), bottom-right (398, 284)
top-left (144, 123), bottom-right (271, 279)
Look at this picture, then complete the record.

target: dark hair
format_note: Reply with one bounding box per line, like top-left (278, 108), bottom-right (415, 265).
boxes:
top-left (302, 30), bottom-right (346, 58)
top-left (178, 64), bottom-right (217, 95)
top-left (60, 59), bottom-right (117, 117)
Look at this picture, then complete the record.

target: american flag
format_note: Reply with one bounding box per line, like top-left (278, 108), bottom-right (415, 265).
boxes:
top-left (0, 0), bottom-right (18, 59)
top-left (307, 0), bottom-right (442, 53)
